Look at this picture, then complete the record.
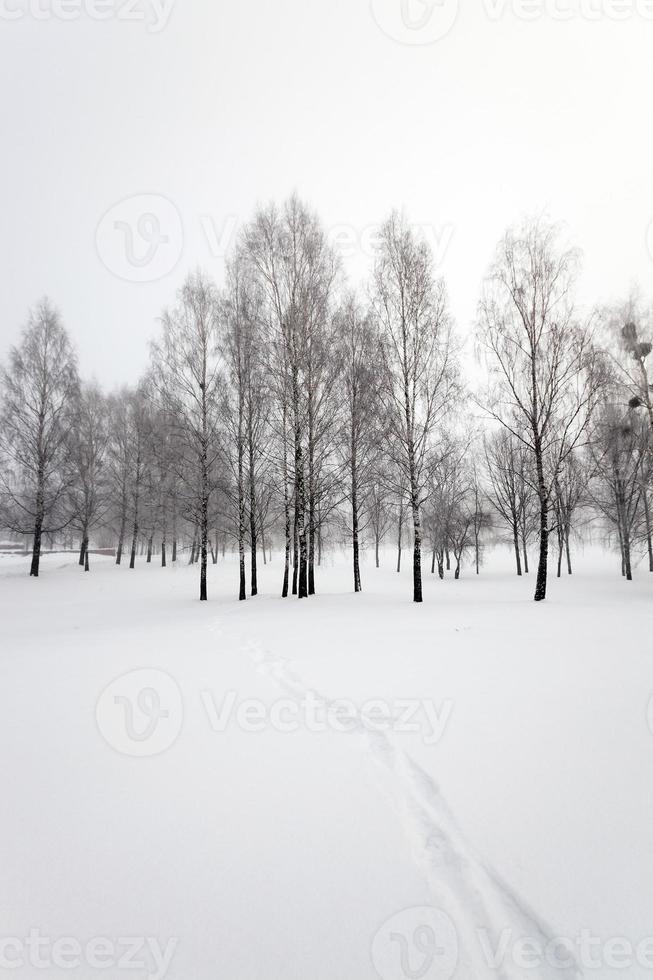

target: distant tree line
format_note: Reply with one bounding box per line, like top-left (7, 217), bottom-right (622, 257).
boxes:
top-left (1, 198), bottom-right (652, 602)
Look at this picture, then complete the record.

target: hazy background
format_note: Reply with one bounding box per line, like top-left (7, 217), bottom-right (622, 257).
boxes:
top-left (1, 0), bottom-right (652, 387)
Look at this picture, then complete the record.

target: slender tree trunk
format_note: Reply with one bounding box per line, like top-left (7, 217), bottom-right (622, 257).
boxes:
top-left (513, 527), bottom-right (522, 576)
top-left (116, 502), bottom-right (126, 565)
top-left (237, 420), bottom-right (246, 602)
top-left (248, 424), bottom-right (258, 597)
top-left (643, 491), bottom-right (653, 572)
top-left (79, 531), bottom-right (87, 567)
top-left (308, 433), bottom-right (316, 596)
top-left (534, 494), bottom-right (549, 602)
top-left (84, 546), bottom-right (90, 572)
top-left (29, 527), bottom-right (41, 576)
top-left (129, 520), bottom-right (138, 569)
top-left (282, 403), bottom-right (290, 598)
top-left (437, 550), bottom-right (444, 580)
top-left (147, 534), bottom-right (153, 563)
top-left (565, 528), bottom-right (572, 575)
top-left (396, 501), bottom-right (403, 573)
top-left (161, 536), bottom-right (167, 567)
top-left (534, 437), bottom-right (549, 602)
top-left (352, 455), bottom-right (361, 594)
top-left (189, 528), bottom-right (197, 565)
top-left (30, 478), bottom-right (45, 577)
top-left (292, 367), bottom-right (308, 600)
top-left (199, 483), bottom-right (208, 602)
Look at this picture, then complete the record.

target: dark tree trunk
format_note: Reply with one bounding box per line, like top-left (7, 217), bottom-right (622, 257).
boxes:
top-left (292, 482), bottom-right (299, 596)
top-left (79, 534), bottom-right (87, 567)
top-left (437, 550), bottom-right (444, 580)
top-left (84, 547), bottom-right (90, 572)
top-left (534, 496), bottom-right (549, 602)
top-left (116, 510), bottom-right (126, 565)
top-left (513, 528), bottom-right (522, 576)
top-left (129, 521), bottom-right (138, 569)
top-left (396, 501), bottom-right (403, 573)
top-left (352, 482), bottom-right (361, 595)
top-left (161, 538), bottom-right (166, 567)
top-left (147, 534), bottom-right (153, 563)
top-left (248, 429), bottom-right (258, 597)
top-left (565, 529), bottom-right (572, 575)
top-left (29, 528), bottom-right (41, 577)
top-left (291, 366), bottom-right (308, 600)
top-left (643, 491), bottom-right (653, 572)
top-left (282, 402), bottom-right (290, 598)
top-left (237, 424), bottom-right (246, 602)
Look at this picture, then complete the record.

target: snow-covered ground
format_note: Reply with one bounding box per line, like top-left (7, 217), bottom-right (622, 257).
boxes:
top-left (1, 545), bottom-right (651, 980)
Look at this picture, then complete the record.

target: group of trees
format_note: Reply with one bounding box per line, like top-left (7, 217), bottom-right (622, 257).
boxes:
top-left (1, 199), bottom-right (652, 603)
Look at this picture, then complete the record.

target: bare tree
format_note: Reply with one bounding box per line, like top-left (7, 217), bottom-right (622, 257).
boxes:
top-left (335, 293), bottom-right (381, 592)
top-left (68, 382), bottom-right (109, 571)
top-left (242, 195), bottom-right (336, 599)
top-left (478, 218), bottom-right (604, 601)
top-left (372, 212), bottom-right (457, 603)
top-left (484, 429), bottom-right (533, 575)
top-left (0, 299), bottom-right (78, 576)
top-left (152, 272), bottom-right (222, 601)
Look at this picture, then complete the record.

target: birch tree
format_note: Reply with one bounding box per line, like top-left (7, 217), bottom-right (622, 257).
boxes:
top-left (372, 212), bottom-right (456, 603)
top-left (0, 300), bottom-right (78, 576)
top-left (152, 272), bottom-right (222, 601)
top-left (478, 219), bottom-right (604, 601)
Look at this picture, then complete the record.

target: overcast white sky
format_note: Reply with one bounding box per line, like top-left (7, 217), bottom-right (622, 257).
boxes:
top-left (1, 0), bottom-right (653, 387)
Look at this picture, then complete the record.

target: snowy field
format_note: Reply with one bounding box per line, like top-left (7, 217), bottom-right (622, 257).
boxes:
top-left (1, 546), bottom-right (652, 980)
